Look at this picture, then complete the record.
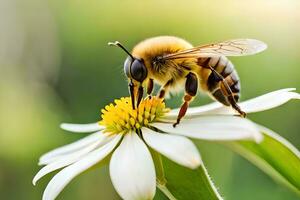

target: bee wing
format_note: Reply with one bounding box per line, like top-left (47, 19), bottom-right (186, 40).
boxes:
top-left (162, 39), bottom-right (267, 60)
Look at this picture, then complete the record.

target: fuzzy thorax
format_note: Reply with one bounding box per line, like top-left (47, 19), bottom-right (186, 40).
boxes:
top-left (100, 97), bottom-right (170, 134)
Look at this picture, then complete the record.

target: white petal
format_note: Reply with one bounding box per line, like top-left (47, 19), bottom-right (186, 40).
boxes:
top-left (213, 88), bottom-right (300, 115)
top-left (42, 134), bottom-right (122, 200)
top-left (110, 132), bottom-right (156, 200)
top-left (60, 122), bottom-right (104, 133)
top-left (153, 116), bottom-right (263, 143)
top-left (163, 88), bottom-right (299, 119)
top-left (33, 140), bottom-right (101, 185)
top-left (142, 127), bottom-right (202, 169)
top-left (39, 132), bottom-right (109, 165)
top-left (165, 102), bottom-right (223, 119)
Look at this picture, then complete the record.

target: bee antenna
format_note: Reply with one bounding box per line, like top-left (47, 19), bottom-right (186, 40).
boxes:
top-left (108, 41), bottom-right (134, 59)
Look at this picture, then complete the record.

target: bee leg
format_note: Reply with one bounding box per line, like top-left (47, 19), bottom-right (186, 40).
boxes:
top-left (147, 79), bottom-right (154, 99)
top-left (209, 66), bottom-right (246, 117)
top-left (220, 83), bottom-right (246, 117)
top-left (227, 94), bottom-right (246, 118)
top-left (129, 81), bottom-right (135, 109)
top-left (136, 85), bottom-right (144, 107)
top-left (173, 72), bottom-right (198, 127)
top-left (157, 79), bottom-right (173, 99)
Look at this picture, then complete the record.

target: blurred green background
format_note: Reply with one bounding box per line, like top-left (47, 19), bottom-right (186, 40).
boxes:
top-left (0, 0), bottom-right (299, 199)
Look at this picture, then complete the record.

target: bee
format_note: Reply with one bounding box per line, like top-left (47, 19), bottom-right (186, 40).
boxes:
top-left (108, 36), bottom-right (267, 127)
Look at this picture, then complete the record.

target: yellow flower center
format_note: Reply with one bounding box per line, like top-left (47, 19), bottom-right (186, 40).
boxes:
top-left (99, 97), bottom-right (170, 134)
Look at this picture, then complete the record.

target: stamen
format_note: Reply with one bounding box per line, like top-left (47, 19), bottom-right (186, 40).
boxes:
top-left (99, 97), bottom-right (170, 134)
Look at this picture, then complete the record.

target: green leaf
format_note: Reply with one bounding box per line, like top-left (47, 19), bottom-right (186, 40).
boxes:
top-left (159, 156), bottom-right (223, 200)
top-left (224, 125), bottom-right (300, 195)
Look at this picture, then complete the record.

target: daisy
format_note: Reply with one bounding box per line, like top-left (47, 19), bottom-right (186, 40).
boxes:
top-left (33, 88), bottom-right (300, 200)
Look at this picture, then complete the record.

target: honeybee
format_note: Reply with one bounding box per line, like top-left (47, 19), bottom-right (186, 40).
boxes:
top-left (109, 36), bottom-right (267, 126)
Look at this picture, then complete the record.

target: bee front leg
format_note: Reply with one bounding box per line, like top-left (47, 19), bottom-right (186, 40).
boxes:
top-left (147, 79), bottom-right (154, 98)
top-left (173, 72), bottom-right (198, 127)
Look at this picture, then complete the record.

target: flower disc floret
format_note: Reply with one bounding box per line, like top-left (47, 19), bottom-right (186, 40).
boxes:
top-left (100, 97), bottom-right (169, 134)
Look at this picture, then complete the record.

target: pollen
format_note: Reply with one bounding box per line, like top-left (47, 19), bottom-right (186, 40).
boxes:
top-left (99, 97), bottom-right (170, 134)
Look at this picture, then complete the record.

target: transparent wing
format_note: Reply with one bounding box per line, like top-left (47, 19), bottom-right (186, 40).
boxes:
top-left (161, 39), bottom-right (267, 60)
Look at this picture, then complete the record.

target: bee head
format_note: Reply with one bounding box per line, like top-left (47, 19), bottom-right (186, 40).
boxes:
top-left (124, 56), bottom-right (147, 83)
top-left (108, 41), bottom-right (147, 109)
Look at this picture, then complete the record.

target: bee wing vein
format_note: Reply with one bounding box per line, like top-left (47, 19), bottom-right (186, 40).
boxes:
top-left (161, 39), bottom-right (267, 60)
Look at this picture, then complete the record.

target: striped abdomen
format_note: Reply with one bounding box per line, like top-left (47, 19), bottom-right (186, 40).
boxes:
top-left (197, 56), bottom-right (241, 106)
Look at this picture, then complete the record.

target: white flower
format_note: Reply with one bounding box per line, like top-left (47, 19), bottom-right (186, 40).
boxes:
top-left (33, 88), bottom-right (300, 200)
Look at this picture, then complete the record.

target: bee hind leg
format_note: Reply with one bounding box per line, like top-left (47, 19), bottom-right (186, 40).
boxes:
top-left (173, 72), bottom-right (198, 127)
top-left (209, 66), bottom-right (246, 118)
top-left (227, 94), bottom-right (246, 118)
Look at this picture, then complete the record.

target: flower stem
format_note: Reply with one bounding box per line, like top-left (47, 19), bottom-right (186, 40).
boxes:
top-left (153, 151), bottom-right (167, 185)
top-left (157, 183), bottom-right (177, 200)
top-left (150, 150), bottom-right (177, 200)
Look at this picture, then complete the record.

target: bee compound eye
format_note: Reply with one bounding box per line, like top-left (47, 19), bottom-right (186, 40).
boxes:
top-left (130, 59), bottom-right (147, 82)
top-left (124, 56), bottom-right (133, 77)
